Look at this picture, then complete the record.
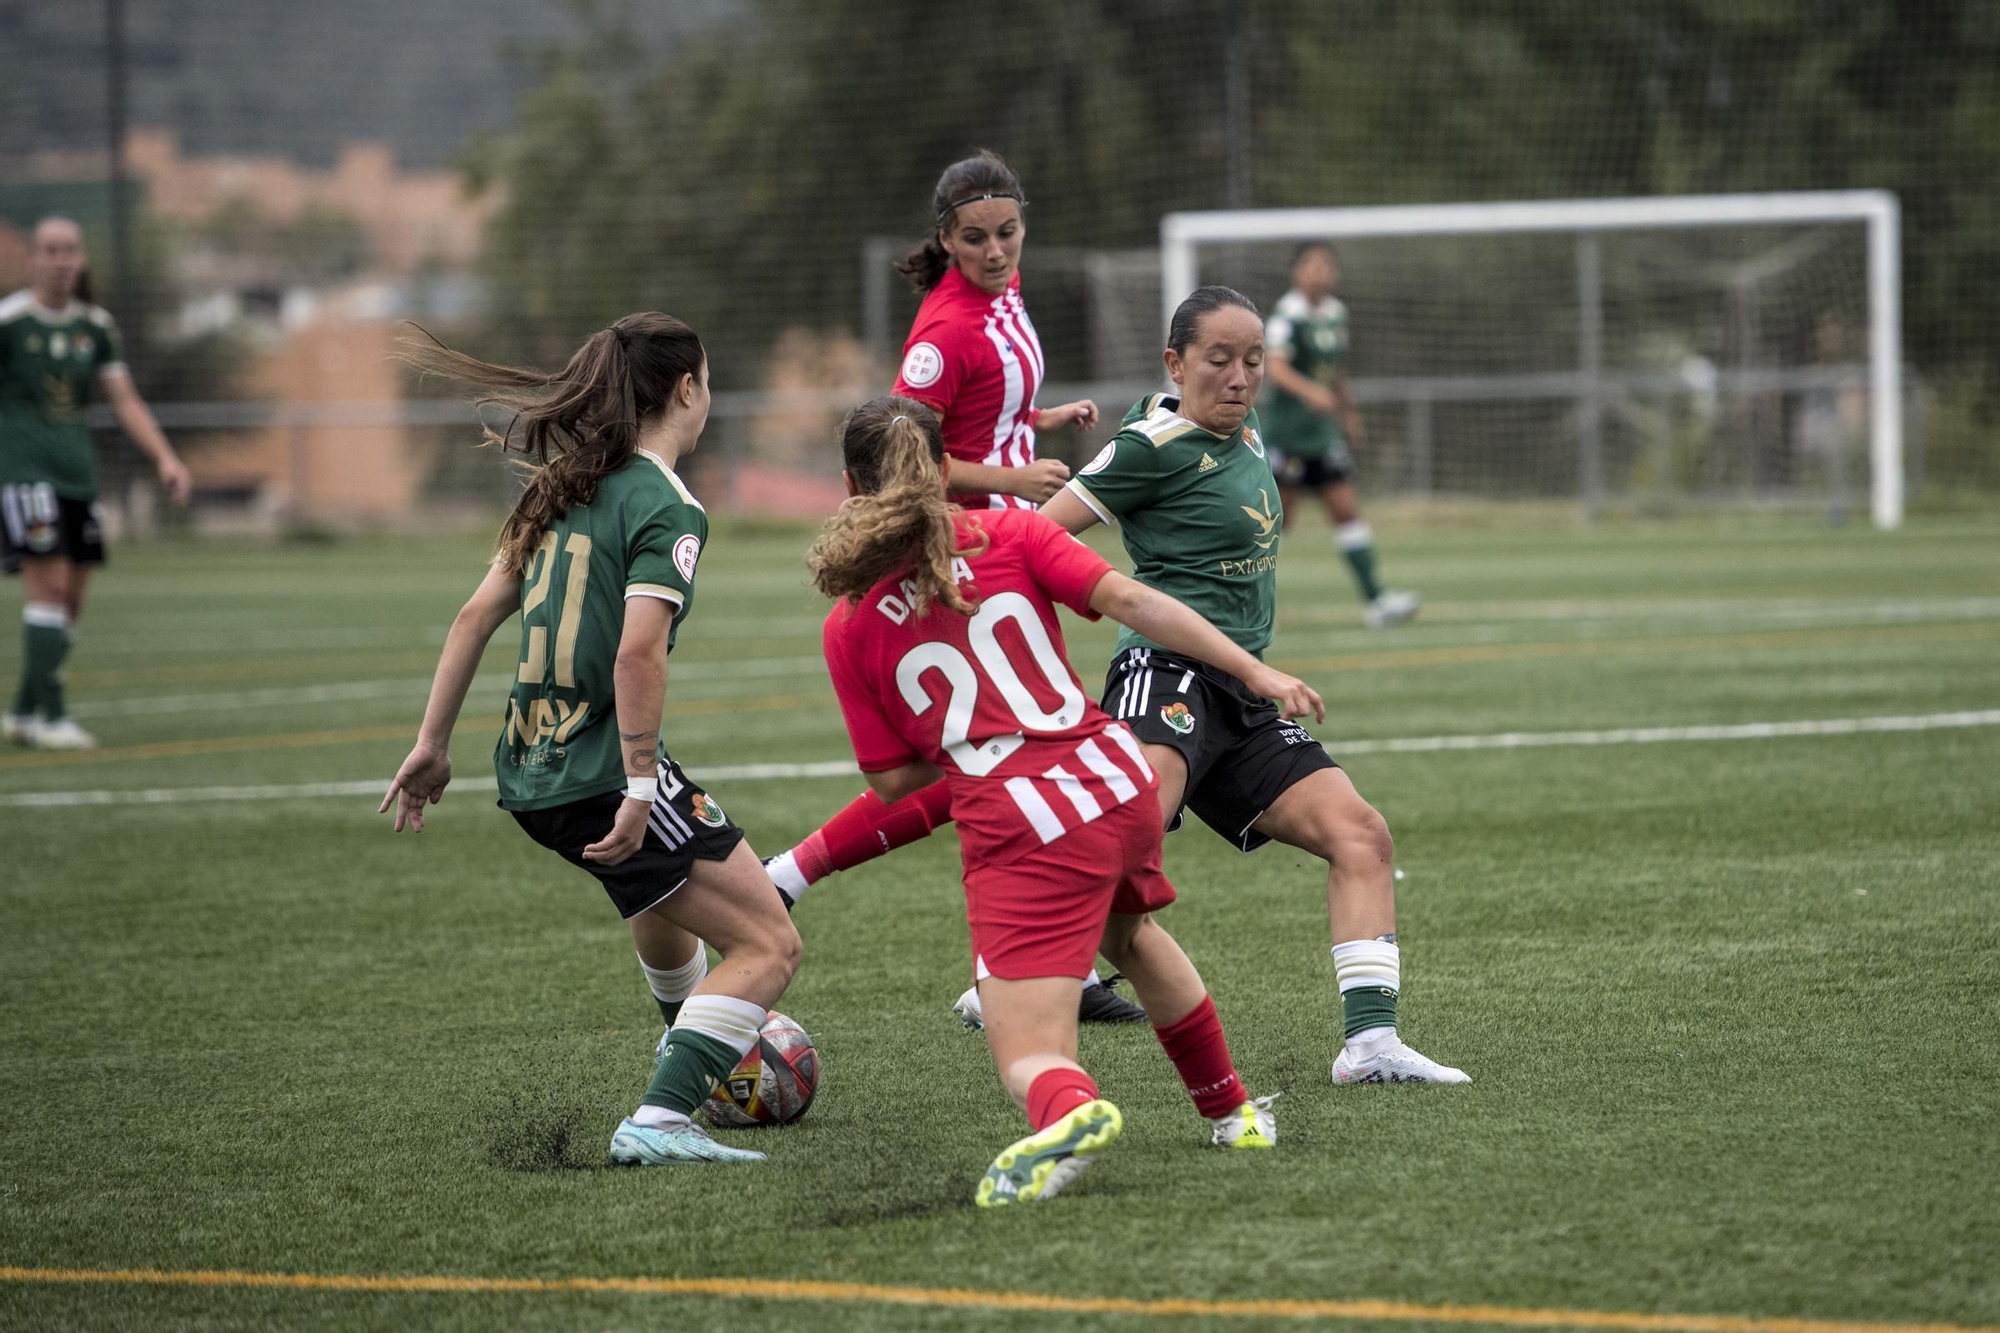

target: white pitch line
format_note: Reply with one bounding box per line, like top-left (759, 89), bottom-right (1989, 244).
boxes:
top-left (3, 712), bottom-right (1993, 809)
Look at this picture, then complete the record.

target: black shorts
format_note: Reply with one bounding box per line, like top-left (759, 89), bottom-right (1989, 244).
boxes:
top-left (510, 754), bottom-right (746, 919)
top-left (1102, 647), bottom-right (1339, 852)
top-left (1274, 449), bottom-right (1355, 489)
top-left (1, 484), bottom-right (106, 574)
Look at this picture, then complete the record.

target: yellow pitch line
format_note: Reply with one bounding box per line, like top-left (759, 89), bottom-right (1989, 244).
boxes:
top-left (0, 1266), bottom-right (1990, 1333)
top-left (0, 694), bottom-right (835, 771)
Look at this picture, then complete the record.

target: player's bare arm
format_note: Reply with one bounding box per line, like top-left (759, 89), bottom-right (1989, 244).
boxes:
top-left (1038, 486), bottom-right (1103, 536)
top-left (1331, 369), bottom-right (1367, 450)
top-left (1263, 348), bottom-right (1338, 417)
top-left (582, 594), bottom-right (672, 866)
top-left (98, 365), bottom-right (193, 502)
top-left (381, 562), bottom-right (521, 832)
top-left (860, 757), bottom-right (947, 805)
top-left (950, 457), bottom-right (1072, 504)
top-left (1087, 571), bottom-right (1323, 722)
top-left (1033, 399), bottom-right (1099, 432)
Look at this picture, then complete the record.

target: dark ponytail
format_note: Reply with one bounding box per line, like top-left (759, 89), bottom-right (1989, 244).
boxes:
top-left (895, 151), bottom-right (1027, 293)
top-left (401, 313), bottom-right (706, 572)
top-left (1168, 285), bottom-right (1261, 356)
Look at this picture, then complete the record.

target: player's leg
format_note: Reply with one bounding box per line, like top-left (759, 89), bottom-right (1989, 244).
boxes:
top-left (1099, 910), bottom-right (1275, 1150)
top-left (629, 909), bottom-right (705, 1053)
top-left (615, 839), bottom-right (802, 1164)
top-left (974, 975), bottom-right (1121, 1206)
top-left (1324, 477), bottom-right (1418, 628)
top-left (8, 553), bottom-right (75, 745)
top-left (1251, 767), bottom-right (1467, 1085)
top-left (763, 779), bottom-right (952, 901)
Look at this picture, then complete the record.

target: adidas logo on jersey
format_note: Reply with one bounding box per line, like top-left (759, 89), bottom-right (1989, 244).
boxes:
top-left (1198, 452), bottom-right (1219, 472)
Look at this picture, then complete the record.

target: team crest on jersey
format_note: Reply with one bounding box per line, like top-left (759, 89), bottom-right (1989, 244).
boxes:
top-left (691, 793), bottom-right (728, 828)
top-left (900, 341), bottom-right (944, 388)
top-left (1079, 442), bottom-right (1116, 476)
top-left (48, 332), bottom-right (68, 360)
top-left (75, 334), bottom-right (94, 359)
top-left (1243, 428), bottom-right (1266, 459)
top-left (26, 522), bottom-right (57, 553)
top-left (1160, 702), bottom-right (1196, 735)
top-left (673, 534), bottom-right (701, 581)
top-left (23, 335), bottom-right (41, 355)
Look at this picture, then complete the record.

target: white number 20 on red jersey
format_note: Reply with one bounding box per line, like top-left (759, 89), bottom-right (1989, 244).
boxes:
top-left (892, 592), bottom-right (1152, 844)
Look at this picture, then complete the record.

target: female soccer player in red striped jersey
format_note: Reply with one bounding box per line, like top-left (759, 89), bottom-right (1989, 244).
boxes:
top-left (810, 396), bottom-right (1320, 1204)
top-left (766, 156), bottom-right (1138, 1018)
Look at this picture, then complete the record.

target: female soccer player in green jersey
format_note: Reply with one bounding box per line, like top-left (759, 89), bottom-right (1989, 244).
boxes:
top-left (1037, 286), bottom-right (1468, 1087)
top-left (381, 313), bottom-right (801, 1165)
top-left (3, 217), bottom-right (192, 750)
top-left (1262, 242), bottom-right (1417, 629)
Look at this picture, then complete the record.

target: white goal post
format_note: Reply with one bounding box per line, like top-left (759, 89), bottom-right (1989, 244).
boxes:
top-left (1161, 192), bottom-right (1903, 529)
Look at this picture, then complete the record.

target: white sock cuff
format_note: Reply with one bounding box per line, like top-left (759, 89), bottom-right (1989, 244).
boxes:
top-left (639, 946), bottom-right (708, 1004)
top-left (675, 994), bottom-right (766, 1058)
top-left (23, 603), bottom-right (69, 630)
top-left (1331, 939), bottom-right (1400, 994)
top-left (765, 850), bottom-right (810, 897)
top-left (1336, 521), bottom-right (1375, 551)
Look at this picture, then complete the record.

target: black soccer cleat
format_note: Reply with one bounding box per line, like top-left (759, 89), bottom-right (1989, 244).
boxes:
top-left (1078, 974), bottom-right (1148, 1024)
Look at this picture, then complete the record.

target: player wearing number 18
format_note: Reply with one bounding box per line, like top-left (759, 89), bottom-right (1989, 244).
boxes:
top-left (811, 397), bottom-right (1318, 1204)
top-left (380, 314), bottom-right (800, 1167)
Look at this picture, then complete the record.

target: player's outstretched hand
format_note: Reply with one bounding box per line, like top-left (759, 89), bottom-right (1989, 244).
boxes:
top-left (1011, 458), bottom-right (1074, 504)
top-left (1039, 400), bottom-right (1099, 432)
top-left (157, 454), bottom-right (194, 504)
top-left (1245, 665), bottom-right (1325, 723)
top-left (380, 741), bottom-right (451, 832)
top-left (582, 797), bottom-right (649, 866)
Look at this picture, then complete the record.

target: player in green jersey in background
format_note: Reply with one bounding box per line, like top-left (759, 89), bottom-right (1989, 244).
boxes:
top-left (1040, 286), bottom-right (1466, 1086)
top-left (3, 217), bottom-right (192, 749)
top-left (1262, 242), bottom-right (1417, 630)
top-left (381, 313), bottom-right (801, 1166)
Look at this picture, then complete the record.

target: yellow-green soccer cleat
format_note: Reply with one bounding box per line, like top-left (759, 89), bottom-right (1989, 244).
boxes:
top-left (1208, 1093), bottom-right (1280, 1149)
top-left (975, 1098), bottom-right (1123, 1208)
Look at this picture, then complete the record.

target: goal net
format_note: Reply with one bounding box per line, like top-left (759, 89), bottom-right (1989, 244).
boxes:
top-left (1146, 194), bottom-right (1903, 527)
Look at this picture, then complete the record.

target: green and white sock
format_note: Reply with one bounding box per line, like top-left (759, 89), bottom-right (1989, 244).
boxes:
top-left (1331, 937), bottom-right (1399, 1042)
top-left (1337, 521), bottom-right (1384, 603)
top-left (638, 945), bottom-right (708, 1028)
top-left (19, 604), bottom-right (71, 721)
top-left (637, 992), bottom-right (765, 1121)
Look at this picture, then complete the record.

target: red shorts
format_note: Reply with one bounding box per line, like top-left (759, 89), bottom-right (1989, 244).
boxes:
top-left (962, 797), bottom-right (1177, 981)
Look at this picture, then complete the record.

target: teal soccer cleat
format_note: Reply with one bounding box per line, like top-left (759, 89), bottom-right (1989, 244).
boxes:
top-left (609, 1116), bottom-right (767, 1165)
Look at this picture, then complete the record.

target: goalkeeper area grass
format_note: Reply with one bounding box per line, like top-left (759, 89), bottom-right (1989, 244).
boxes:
top-left (2, 511), bottom-right (1995, 1332)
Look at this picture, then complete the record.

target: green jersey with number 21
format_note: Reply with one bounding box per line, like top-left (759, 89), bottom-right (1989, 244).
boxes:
top-left (493, 449), bottom-right (706, 811)
top-left (1064, 393), bottom-right (1282, 659)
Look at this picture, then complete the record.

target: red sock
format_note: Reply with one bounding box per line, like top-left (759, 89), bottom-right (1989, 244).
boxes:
top-left (1153, 995), bottom-right (1243, 1118)
top-left (795, 780), bottom-right (953, 883)
top-left (1026, 1066), bottom-right (1099, 1131)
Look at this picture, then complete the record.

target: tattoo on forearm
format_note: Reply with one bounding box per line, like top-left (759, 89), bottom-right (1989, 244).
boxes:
top-left (628, 747), bottom-right (654, 771)
top-left (619, 730), bottom-right (651, 741)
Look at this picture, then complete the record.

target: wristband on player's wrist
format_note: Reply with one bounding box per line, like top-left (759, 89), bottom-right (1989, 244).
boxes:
top-left (623, 776), bottom-right (659, 803)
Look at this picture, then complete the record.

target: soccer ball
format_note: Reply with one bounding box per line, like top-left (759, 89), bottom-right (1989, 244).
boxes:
top-left (700, 1012), bottom-right (819, 1128)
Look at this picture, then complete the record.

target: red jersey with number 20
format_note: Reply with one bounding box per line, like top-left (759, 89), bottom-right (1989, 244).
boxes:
top-left (893, 267), bottom-right (1044, 511)
top-left (824, 509), bottom-right (1156, 867)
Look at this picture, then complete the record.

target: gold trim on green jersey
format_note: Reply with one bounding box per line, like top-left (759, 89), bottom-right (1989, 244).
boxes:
top-left (624, 583), bottom-right (686, 605)
top-left (635, 448), bottom-right (704, 510)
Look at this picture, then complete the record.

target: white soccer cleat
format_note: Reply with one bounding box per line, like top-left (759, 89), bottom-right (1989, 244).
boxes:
top-left (1208, 1093), bottom-right (1280, 1149)
top-left (1363, 590), bottom-right (1421, 629)
top-left (952, 984), bottom-right (984, 1031)
top-left (2, 714), bottom-right (37, 746)
top-left (1332, 1038), bottom-right (1469, 1086)
top-left (31, 718), bottom-right (97, 750)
